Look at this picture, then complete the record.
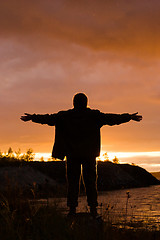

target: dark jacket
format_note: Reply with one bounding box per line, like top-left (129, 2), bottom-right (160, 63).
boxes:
top-left (31, 108), bottom-right (131, 160)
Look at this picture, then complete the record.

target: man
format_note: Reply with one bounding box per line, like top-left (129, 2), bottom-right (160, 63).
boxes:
top-left (20, 93), bottom-right (142, 217)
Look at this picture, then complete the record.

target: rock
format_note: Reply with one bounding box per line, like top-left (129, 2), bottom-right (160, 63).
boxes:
top-left (0, 166), bottom-right (57, 195)
top-left (97, 161), bottom-right (160, 190)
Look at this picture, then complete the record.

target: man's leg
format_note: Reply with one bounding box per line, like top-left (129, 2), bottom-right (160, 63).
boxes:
top-left (82, 158), bottom-right (98, 216)
top-left (66, 157), bottom-right (81, 215)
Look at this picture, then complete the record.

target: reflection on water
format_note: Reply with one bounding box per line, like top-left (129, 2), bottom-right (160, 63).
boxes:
top-left (97, 185), bottom-right (160, 229)
top-left (48, 185), bottom-right (160, 229)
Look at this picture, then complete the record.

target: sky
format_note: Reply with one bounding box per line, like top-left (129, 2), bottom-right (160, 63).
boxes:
top-left (0, 0), bottom-right (160, 172)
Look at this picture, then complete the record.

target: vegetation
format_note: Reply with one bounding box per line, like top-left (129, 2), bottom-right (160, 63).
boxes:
top-left (0, 147), bottom-right (35, 163)
top-left (112, 156), bottom-right (119, 164)
top-left (0, 189), bottom-right (159, 240)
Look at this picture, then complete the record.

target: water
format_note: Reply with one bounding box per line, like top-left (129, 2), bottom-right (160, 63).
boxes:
top-left (97, 185), bottom-right (160, 229)
top-left (41, 185), bottom-right (160, 230)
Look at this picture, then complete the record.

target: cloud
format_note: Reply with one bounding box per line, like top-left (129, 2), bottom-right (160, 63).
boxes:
top-left (0, 37), bottom-right (159, 113)
top-left (0, 0), bottom-right (160, 57)
top-left (0, 0), bottom-right (160, 157)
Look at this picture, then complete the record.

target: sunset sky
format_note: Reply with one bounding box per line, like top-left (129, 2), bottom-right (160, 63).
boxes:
top-left (0, 0), bottom-right (160, 171)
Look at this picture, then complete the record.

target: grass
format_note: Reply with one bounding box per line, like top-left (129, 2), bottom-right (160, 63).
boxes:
top-left (0, 188), bottom-right (160, 240)
top-left (0, 197), bottom-right (69, 240)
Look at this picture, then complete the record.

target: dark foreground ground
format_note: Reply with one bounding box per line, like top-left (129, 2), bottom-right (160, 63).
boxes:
top-left (0, 159), bottom-right (160, 239)
top-left (0, 196), bottom-right (160, 240)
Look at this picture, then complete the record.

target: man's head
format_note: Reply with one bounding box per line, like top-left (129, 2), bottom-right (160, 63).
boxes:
top-left (73, 93), bottom-right (88, 110)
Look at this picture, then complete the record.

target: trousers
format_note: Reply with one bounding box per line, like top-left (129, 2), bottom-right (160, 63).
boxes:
top-left (66, 156), bottom-right (98, 208)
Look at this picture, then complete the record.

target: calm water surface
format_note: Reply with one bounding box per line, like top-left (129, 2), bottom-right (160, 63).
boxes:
top-left (48, 185), bottom-right (160, 229)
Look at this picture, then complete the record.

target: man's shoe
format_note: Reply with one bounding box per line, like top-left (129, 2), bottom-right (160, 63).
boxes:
top-left (90, 207), bottom-right (97, 218)
top-left (67, 207), bottom-right (76, 218)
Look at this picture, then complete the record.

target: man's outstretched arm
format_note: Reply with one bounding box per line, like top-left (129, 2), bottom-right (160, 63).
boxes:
top-left (130, 112), bottom-right (142, 122)
top-left (20, 113), bottom-right (33, 122)
top-left (20, 113), bottom-right (57, 126)
top-left (100, 112), bottom-right (142, 126)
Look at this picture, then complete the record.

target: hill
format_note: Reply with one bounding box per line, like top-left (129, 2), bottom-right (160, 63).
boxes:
top-left (97, 161), bottom-right (160, 190)
top-left (0, 160), bottom-right (159, 196)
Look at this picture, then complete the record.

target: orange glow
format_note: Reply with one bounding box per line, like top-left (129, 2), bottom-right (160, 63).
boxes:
top-left (0, 0), bottom-right (160, 173)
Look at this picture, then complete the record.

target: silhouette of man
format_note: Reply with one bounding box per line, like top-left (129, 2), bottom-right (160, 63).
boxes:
top-left (20, 93), bottom-right (142, 217)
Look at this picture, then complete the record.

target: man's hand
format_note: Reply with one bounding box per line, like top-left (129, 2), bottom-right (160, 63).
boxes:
top-left (130, 112), bottom-right (142, 122)
top-left (20, 113), bottom-right (33, 122)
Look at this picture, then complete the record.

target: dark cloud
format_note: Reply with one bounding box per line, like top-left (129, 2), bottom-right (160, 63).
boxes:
top-left (0, 0), bottom-right (160, 56)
